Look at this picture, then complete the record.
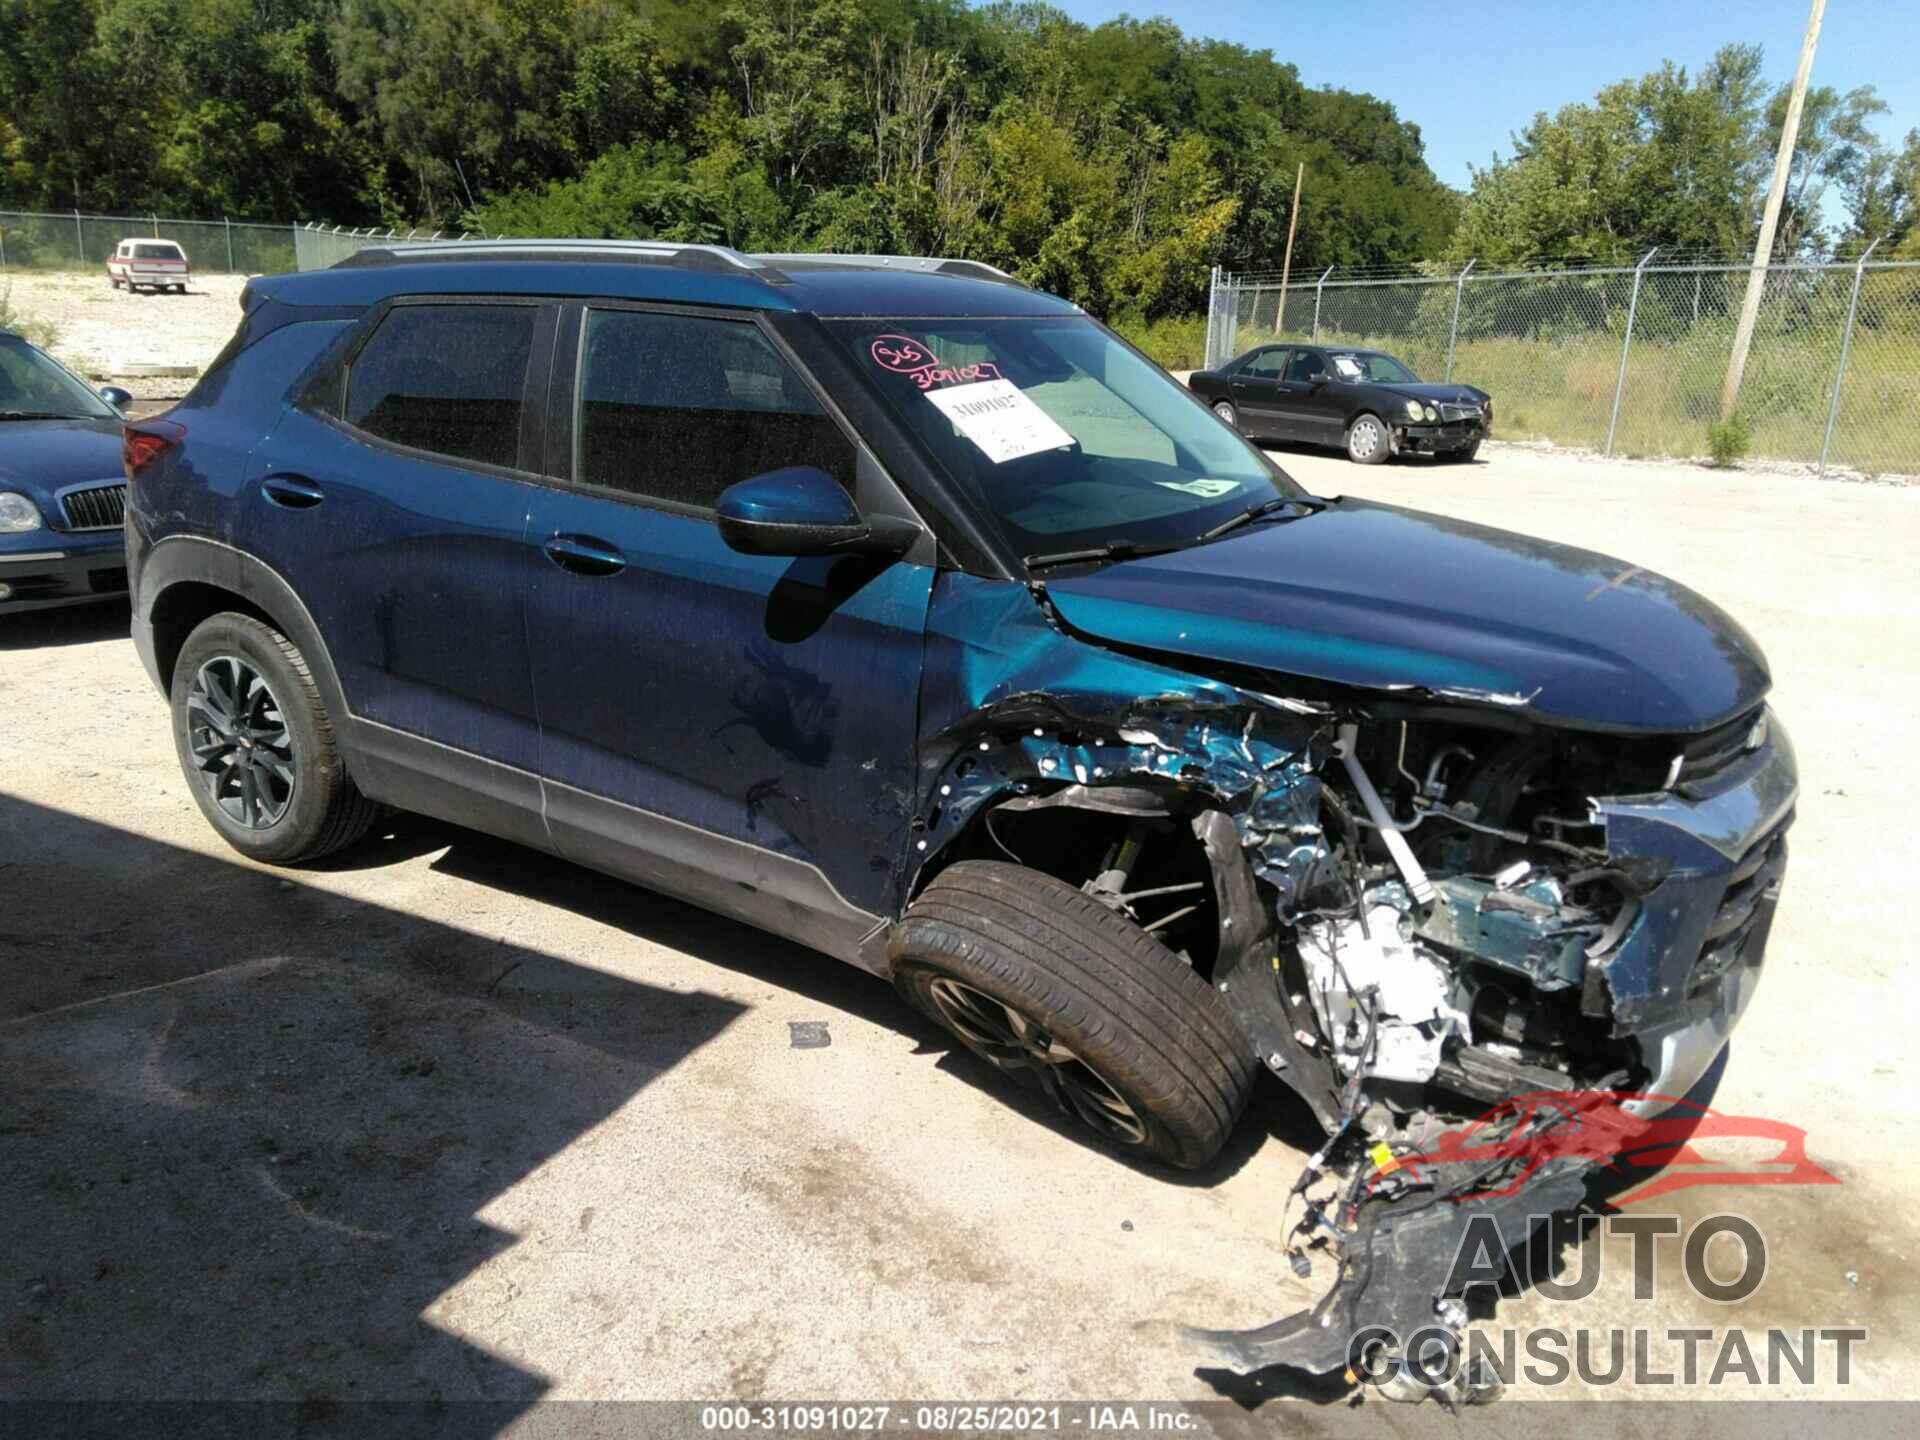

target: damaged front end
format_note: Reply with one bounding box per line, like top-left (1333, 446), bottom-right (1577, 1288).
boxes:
top-left (910, 578), bottom-right (1795, 1397)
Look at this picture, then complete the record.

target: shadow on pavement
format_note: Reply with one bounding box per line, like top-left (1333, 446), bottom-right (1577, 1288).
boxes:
top-left (0, 793), bottom-right (746, 1426)
top-left (1, 789), bottom-right (1308, 1422)
top-left (0, 598), bottom-right (130, 651)
top-left (426, 825), bottom-right (1309, 1188)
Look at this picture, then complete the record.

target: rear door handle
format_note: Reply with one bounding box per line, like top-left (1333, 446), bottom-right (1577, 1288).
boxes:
top-left (543, 534), bottom-right (626, 577)
top-left (261, 475), bottom-right (325, 510)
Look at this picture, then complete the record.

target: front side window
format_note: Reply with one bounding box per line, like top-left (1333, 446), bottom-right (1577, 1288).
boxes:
top-left (1285, 350), bottom-right (1324, 383)
top-left (576, 309), bottom-right (855, 508)
top-left (344, 304), bottom-right (535, 469)
top-left (827, 316), bottom-right (1303, 561)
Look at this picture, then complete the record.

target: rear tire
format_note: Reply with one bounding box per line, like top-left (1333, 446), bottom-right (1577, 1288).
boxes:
top-left (1347, 413), bottom-right (1390, 465)
top-left (170, 612), bottom-right (380, 864)
top-left (890, 861), bottom-right (1255, 1169)
top-left (1212, 399), bottom-right (1240, 430)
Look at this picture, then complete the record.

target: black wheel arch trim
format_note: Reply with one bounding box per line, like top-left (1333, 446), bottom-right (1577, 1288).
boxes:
top-left (136, 534), bottom-right (352, 728)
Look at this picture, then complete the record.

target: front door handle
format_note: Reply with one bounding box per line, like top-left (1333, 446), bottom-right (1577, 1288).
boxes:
top-left (260, 475), bottom-right (325, 510)
top-left (543, 534), bottom-right (626, 577)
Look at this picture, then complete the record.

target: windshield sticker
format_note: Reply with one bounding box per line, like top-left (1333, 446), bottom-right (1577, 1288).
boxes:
top-left (1155, 478), bottom-right (1239, 498)
top-left (871, 333), bottom-right (937, 374)
top-left (1331, 355), bottom-right (1363, 379)
top-left (925, 378), bottom-right (1076, 464)
top-left (869, 333), bottom-right (1001, 391)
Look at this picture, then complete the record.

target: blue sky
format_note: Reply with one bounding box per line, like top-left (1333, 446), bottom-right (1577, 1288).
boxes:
top-left (1042, 0), bottom-right (1919, 193)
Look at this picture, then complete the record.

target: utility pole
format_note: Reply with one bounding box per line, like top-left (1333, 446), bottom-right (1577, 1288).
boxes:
top-left (1721, 0), bottom-right (1825, 420)
top-left (1275, 162), bottom-right (1304, 335)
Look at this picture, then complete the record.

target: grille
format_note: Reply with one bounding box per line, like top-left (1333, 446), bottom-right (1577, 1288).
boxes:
top-left (1691, 821), bottom-right (1789, 993)
top-left (1671, 706), bottom-right (1767, 795)
top-left (1439, 402), bottom-right (1484, 423)
top-left (61, 482), bottom-right (128, 531)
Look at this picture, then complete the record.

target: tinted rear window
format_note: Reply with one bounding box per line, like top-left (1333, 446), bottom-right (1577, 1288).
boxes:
top-left (134, 243), bottom-right (184, 259)
top-left (345, 305), bottom-right (535, 469)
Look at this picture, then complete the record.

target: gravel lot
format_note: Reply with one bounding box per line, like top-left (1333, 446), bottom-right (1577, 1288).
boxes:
top-left (1, 361), bottom-right (1914, 1415)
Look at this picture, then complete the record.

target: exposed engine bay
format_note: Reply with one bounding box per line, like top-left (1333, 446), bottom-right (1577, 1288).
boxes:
top-left (1279, 714), bottom-right (1664, 1116)
top-left (917, 675), bottom-right (1791, 1403)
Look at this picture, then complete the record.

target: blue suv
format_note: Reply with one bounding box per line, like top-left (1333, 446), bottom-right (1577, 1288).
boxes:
top-left (125, 242), bottom-right (1794, 1377)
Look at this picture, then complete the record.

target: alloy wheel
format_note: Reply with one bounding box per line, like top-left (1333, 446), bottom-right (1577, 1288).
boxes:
top-left (186, 656), bottom-right (296, 829)
top-left (1213, 401), bottom-right (1237, 428)
top-left (925, 975), bottom-right (1149, 1146)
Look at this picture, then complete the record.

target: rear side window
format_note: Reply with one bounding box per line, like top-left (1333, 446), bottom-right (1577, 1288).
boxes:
top-left (576, 309), bottom-right (854, 508)
top-left (1240, 349), bottom-right (1285, 380)
top-left (345, 304), bottom-right (535, 470)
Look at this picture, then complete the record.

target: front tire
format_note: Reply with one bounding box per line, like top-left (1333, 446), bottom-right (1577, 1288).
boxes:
top-left (1212, 399), bottom-right (1240, 430)
top-left (890, 861), bottom-right (1255, 1169)
top-left (1347, 413), bottom-right (1390, 465)
top-left (1443, 439), bottom-right (1483, 463)
top-left (170, 612), bottom-right (379, 864)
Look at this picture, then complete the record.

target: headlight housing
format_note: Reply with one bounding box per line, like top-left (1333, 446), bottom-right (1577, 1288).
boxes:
top-left (0, 492), bottom-right (43, 533)
top-left (1403, 400), bottom-right (1423, 421)
top-left (1423, 404), bottom-right (1439, 422)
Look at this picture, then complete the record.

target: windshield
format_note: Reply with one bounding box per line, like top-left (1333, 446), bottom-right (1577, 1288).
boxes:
top-left (1332, 351), bottom-right (1419, 384)
top-left (0, 335), bottom-right (116, 419)
top-left (826, 316), bottom-right (1304, 562)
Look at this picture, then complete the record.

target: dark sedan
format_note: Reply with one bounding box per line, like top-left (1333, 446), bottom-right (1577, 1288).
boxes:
top-left (1188, 343), bottom-right (1490, 465)
top-left (0, 330), bottom-right (133, 613)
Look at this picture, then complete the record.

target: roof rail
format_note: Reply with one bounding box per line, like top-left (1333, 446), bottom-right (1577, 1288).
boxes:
top-left (329, 239), bottom-right (1027, 288)
top-left (331, 238), bottom-right (772, 275)
top-left (752, 252), bottom-right (1026, 287)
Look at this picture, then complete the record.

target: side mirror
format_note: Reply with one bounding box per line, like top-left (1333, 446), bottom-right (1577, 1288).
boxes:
top-left (715, 467), bottom-right (919, 560)
top-left (1308, 372), bottom-right (1327, 387)
top-left (99, 385), bottom-right (133, 412)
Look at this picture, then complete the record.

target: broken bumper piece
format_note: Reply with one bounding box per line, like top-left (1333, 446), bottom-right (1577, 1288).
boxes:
top-left (1185, 1161), bottom-right (1590, 1383)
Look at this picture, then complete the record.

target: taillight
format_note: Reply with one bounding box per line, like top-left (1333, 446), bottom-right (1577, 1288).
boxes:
top-left (123, 420), bottom-right (186, 480)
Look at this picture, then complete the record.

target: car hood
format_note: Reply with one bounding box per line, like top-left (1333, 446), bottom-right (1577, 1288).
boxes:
top-left (0, 417), bottom-right (124, 513)
top-left (1044, 497), bottom-right (1769, 733)
top-left (1369, 381), bottom-right (1488, 404)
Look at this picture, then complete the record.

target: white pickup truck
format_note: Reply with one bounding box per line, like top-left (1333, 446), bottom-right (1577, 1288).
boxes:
top-left (106, 238), bottom-right (191, 294)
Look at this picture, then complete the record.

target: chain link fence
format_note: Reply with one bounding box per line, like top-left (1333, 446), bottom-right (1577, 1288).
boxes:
top-left (291, 223), bottom-right (505, 271)
top-left (0, 209), bottom-right (300, 275)
top-left (0, 210), bottom-right (507, 276)
top-left (1204, 257), bottom-right (1920, 478)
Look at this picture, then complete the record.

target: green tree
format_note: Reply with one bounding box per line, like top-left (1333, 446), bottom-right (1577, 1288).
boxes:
top-left (1845, 129), bottom-right (1920, 256)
